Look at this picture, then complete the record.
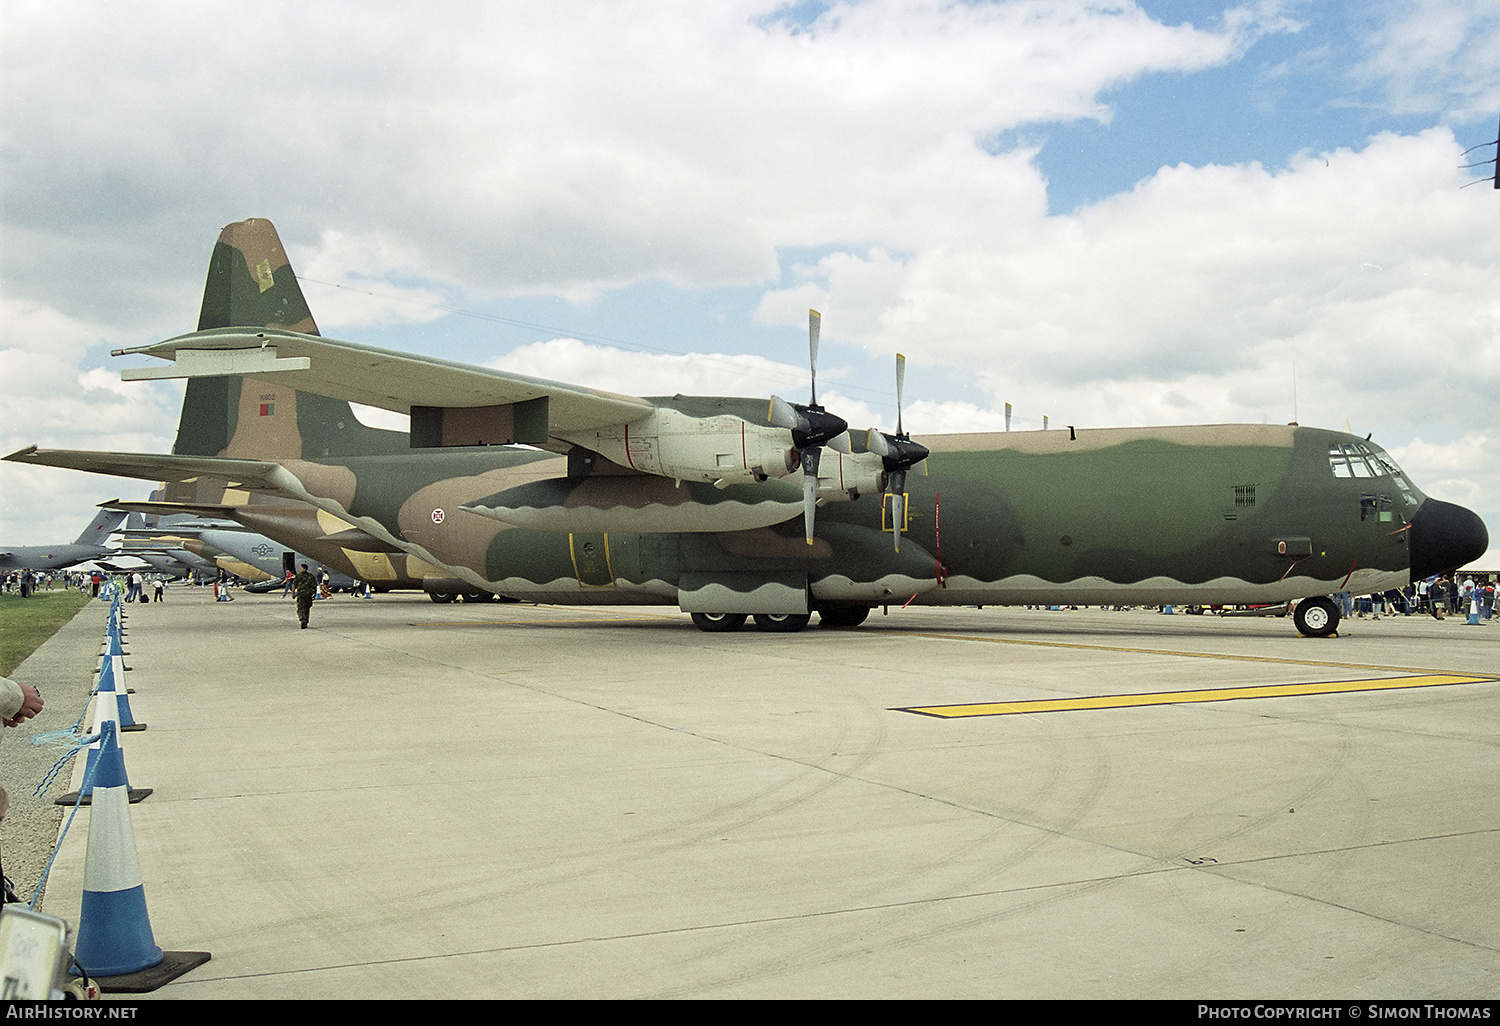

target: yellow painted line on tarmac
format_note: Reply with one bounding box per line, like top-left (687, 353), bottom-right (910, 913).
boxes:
top-left (900, 674), bottom-right (1498, 718)
top-left (889, 629), bottom-right (1483, 677)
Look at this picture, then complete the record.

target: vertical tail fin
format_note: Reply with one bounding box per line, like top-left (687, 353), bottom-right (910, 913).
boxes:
top-left (172, 219), bottom-right (407, 462)
top-left (75, 508), bottom-right (128, 545)
top-left (197, 218), bottom-right (319, 334)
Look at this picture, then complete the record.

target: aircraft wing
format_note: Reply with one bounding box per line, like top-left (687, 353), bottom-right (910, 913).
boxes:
top-left (5, 447), bottom-right (296, 493)
top-left (114, 327), bottom-right (655, 440)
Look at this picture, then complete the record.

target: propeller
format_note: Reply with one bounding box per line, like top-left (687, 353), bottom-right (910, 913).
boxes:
top-left (769, 309), bottom-right (850, 544)
top-left (867, 353), bottom-right (929, 552)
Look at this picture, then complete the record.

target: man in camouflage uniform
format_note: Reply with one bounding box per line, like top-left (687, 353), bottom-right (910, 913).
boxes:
top-left (293, 563), bottom-right (318, 629)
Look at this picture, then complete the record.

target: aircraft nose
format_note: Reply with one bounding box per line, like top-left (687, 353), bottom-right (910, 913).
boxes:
top-left (1409, 498), bottom-right (1489, 580)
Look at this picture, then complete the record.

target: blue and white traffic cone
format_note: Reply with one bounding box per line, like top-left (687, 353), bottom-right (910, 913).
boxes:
top-left (56, 662), bottom-right (151, 806)
top-left (106, 653), bottom-right (143, 731)
top-left (1468, 597), bottom-right (1480, 625)
top-left (74, 721), bottom-right (163, 979)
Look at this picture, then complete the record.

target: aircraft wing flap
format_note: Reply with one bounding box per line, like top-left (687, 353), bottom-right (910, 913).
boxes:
top-left (116, 328), bottom-right (655, 434)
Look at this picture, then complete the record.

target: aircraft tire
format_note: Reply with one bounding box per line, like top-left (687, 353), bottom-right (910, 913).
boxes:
top-left (691, 612), bottom-right (746, 633)
top-left (461, 591), bottom-right (497, 603)
top-left (753, 612), bottom-right (811, 633)
top-left (1293, 596), bottom-right (1340, 638)
top-left (818, 605), bottom-right (871, 628)
top-left (428, 592), bottom-right (457, 604)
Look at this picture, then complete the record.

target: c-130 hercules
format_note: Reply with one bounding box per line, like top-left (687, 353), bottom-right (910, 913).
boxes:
top-left (6, 219), bottom-right (1489, 636)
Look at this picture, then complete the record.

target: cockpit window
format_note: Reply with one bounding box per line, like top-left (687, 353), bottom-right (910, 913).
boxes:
top-left (1329, 442), bottom-right (1399, 480)
top-left (1370, 449), bottom-right (1405, 477)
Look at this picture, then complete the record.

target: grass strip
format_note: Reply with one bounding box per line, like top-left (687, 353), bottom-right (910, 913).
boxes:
top-left (0, 590), bottom-right (94, 676)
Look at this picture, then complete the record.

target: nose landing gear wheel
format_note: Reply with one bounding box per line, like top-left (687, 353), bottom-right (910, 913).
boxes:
top-left (1293, 596), bottom-right (1340, 637)
top-left (691, 612), bottom-right (747, 632)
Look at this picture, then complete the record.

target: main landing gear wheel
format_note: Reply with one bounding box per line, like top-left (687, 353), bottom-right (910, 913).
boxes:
top-left (753, 612), bottom-right (811, 632)
top-left (1293, 596), bottom-right (1340, 638)
top-left (428, 592), bottom-right (457, 603)
top-left (818, 605), bottom-right (871, 628)
top-left (691, 612), bottom-right (747, 633)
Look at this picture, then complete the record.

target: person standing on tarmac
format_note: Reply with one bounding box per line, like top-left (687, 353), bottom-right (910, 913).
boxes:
top-left (293, 563), bottom-right (318, 629)
top-left (0, 674), bottom-right (44, 904)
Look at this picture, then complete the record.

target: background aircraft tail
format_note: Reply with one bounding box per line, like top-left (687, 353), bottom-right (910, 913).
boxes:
top-left (172, 219), bottom-right (408, 463)
top-left (74, 508), bottom-right (127, 545)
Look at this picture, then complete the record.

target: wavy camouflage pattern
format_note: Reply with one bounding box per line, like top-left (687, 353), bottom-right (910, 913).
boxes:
top-left (6, 218), bottom-right (1490, 629)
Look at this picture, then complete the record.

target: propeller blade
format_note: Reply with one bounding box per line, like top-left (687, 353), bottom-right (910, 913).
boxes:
top-left (825, 431), bottom-right (852, 454)
top-left (867, 427), bottom-right (891, 458)
top-left (888, 468), bottom-right (907, 552)
top-left (895, 353), bottom-right (906, 437)
top-left (801, 446), bottom-right (821, 544)
top-left (808, 309), bottom-right (821, 407)
top-left (768, 395), bottom-right (804, 431)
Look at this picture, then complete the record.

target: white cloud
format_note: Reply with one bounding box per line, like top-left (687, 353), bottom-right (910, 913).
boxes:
top-left (1357, 0), bottom-right (1500, 116)
top-left (789, 129), bottom-right (1500, 437)
top-left (488, 337), bottom-right (812, 402)
top-left (2, 0), bottom-right (1269, 311)
top-left (3, 1), bottom-right (1497, 560)
top-left (0, 298), bottom-right (178, 545)
top-left (292, 230), bottom-right (452, 331)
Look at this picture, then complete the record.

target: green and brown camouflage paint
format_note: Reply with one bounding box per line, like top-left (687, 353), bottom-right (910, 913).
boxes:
top-left (9, 218), bottom-right (1489, 627)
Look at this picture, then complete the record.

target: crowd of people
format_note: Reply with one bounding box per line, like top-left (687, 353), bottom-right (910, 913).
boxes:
top-left (1, 569), bottom-right (104, 597)
top-left (1337, 574), bottom-right (1495, 620)
top-left (2, 568), bottom-right (230, 600)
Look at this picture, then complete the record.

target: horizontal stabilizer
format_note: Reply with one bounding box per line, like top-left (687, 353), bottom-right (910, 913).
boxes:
top-left (6, 446), bottom-right (294, 493)
top-left (315, 528), bottom-right (406, 554)
top-left (101, 499), bottom-right (243, 519)
top-left (115, 328), bottom-right (653, 440)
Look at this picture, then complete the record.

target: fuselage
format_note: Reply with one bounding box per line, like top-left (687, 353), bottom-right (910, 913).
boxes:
top-left (257, 419), bottom-right (1470, 612)
top-left (0, 544), bottom-right (118, 572)
top-left (12, 215), bottom-right (1488, 627)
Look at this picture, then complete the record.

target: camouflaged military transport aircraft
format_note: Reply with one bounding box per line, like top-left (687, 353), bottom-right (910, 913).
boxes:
top-left (105, 494), bottom-right (441, 596)
top-left (6, 219), bottom-right (1489, 636)
top-left (111, 507), bottom-right (364, 589)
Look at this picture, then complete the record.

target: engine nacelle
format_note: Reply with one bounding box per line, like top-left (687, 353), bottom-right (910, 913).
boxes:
top-left (568, 408), bottom-right (799, 485)
top-left (809, 449), bottom-right (886, 501)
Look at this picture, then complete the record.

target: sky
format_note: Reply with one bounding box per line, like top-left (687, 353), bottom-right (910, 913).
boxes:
top-left (2, 0), bottom-right (1499, 567)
